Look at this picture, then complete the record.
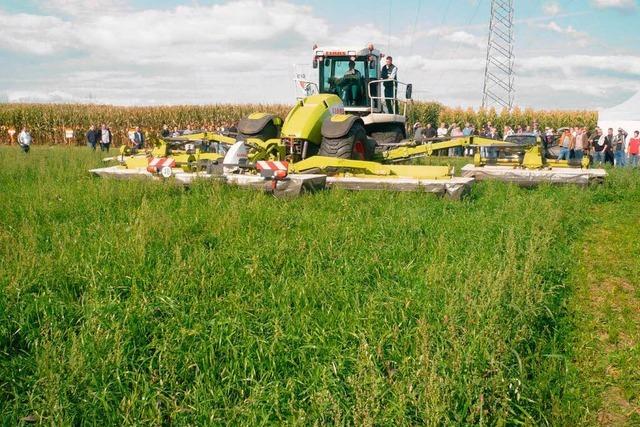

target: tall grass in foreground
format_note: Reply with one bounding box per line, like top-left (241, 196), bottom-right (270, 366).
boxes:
top-left (0, 147), bottom-right (621, 424)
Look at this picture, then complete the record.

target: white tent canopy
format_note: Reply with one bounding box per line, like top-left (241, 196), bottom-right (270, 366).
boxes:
top-left (598, 91), bottom-right (640, 134)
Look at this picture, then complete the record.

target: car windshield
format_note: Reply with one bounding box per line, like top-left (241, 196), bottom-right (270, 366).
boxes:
top-left (319, 57), bottom-right (371, 107)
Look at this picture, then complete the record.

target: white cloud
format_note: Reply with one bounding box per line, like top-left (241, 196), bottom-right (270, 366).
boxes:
top-left (0, 12), bottom-right (74, 55)
top-left (4, 90), bottom-right (77, 103)
top-left (518, 55), bottom-right (640, 76)
top-left (1, 1), bottom-right (326, 64)
top-left (543, 2), bottom-right (561, 16)
top-left (425, 28), bottom-right (485, 48)
top-left (538, 21), bottom-right (588, 40)
top-left (592, 0), bottom-right (637, 9)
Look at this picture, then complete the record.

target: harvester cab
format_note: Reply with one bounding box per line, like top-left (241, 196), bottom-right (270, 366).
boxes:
top-left (248, 45), bottom-right (414, 165)
top-left (313, 44), bottom-right (412, 146)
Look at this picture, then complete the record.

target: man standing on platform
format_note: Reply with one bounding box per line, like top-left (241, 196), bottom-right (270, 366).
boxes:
top-left (381, 56), bottom-right (398, 114)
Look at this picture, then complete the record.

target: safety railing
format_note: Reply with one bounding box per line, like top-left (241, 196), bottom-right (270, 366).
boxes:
top-left (367, 79), bottom-right (412, 116)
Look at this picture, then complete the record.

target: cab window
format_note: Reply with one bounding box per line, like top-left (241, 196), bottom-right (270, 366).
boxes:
top-left (319, 58), bottom-right (369, 106)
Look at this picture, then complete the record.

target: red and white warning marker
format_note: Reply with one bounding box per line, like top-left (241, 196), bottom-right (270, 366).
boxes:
top-left (255, 161), bottom-right (289, 179)
top-left (147, 157), bottom-right (176, 176)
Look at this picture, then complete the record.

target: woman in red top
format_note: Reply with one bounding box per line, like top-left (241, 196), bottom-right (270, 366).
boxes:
top-left (628, 131), bottom-right (640, 168)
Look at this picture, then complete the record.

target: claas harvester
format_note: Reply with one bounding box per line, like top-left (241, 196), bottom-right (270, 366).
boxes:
top-left (92, 45), bottom-right (473, 198)
top-left (91, 45), bottom-right (605, 193)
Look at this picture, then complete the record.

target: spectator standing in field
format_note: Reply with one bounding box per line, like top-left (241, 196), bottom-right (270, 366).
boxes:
top-left (613, 128), bottom-right (628, 167)
top-left (487, 126), bottom-right (498, 139)
top-left (557, 128), bottom-right (573, 161)
top-left (437, 122), bottom-right (448, 138)
top-left (424, 123), bottom-right (437, 139)
top-left (532, 122), bottom-right (541, 136)
top-left (413, 122), bottom-right (423, 140)
top-left (99, 124), bottom-right (111, 152)
top-left (591, 128), bottom-right (606, 165)
top-left (581, 127), bottom-right (591, 161)
top-left (381, 56), bottom-right (398, 114)
top-left (160, 124), bottom-right (170, 138)
top-left (132, 126), bottom-right (144, 150)
top-left (628, 131), bottom-right (640, 168)
top-left (449, 125), bottom-right (464, 156)
top-left (604, 128), bottom-right (615, 166)
top-left (17, 126), bottom-right (32, 153)
top-left (571, 128), bottom-right (585, 161)
top-left (86, 125), bottom-right (98, 151)
top-left (503, 125), bottom-right (514, 140)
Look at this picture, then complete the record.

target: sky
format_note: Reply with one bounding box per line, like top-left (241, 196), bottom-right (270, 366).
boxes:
top-left (0, 0), bottom-right (638, 109)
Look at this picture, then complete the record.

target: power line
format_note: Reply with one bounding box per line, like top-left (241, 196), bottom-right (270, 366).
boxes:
top-left (409, 0), bottom-right (423, 56)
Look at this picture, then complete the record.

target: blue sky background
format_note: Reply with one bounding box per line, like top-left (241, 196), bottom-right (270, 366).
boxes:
top-left (0, 0), bottom-right (638, 108)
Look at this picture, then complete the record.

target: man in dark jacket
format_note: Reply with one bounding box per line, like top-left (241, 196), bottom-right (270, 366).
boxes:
top-left (591, 127), bottom-right (605, 165)
top-left (132, 126), bottom-right (144, 150)
top-left (86, 125), bottom-right (98, 151)
top-left (424, 123), bottom-right (437, 139)
top-left (604, 128), bottom-right (615, 166)
top-left (381, 56), bottom-right (398, 114)
top-left (160, 124), bottom-right (170, 138)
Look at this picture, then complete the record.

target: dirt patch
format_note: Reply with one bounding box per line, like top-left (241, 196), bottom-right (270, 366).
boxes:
top-left (597, 387), bottom-right (639, 427)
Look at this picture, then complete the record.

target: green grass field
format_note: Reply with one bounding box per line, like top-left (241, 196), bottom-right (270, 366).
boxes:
top-left (1, 147), bottom-right (638, 425)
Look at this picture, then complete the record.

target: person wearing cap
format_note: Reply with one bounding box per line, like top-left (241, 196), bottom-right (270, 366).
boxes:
top-left (628, 131), bottom-right (640, 168)
top-left (413, 122), bottom-right (424, 140)
top-left (381, 56), bottom-right (398, 113)
top-left (613, 128), bottom-right (628, 167)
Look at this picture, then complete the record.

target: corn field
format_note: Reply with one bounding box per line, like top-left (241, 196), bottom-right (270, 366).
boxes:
top-left (0, 102), bottom-right (598, 146)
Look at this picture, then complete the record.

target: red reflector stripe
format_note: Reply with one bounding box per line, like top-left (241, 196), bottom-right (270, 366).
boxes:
top-left (148, 157), bottom-right (176, 168)
top-left (257, 161), bottom-right (288, 171)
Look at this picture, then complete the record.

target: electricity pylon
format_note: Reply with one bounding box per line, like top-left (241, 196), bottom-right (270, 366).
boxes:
top-left (482, 0), bottom-right (515, 110)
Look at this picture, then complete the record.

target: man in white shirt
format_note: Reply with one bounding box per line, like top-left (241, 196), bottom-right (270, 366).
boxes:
top-left (18, 127), bottom-right (32, 153)
top-left (437, 123), bottom-right (448, 138)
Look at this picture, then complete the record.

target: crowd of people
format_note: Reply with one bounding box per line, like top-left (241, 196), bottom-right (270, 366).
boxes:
top-left (81, 122), bottom-right (237, 152)
top-left (13, 119), bottom-right (640, 169)
top-left (413, 121), bottom-right (640, 168)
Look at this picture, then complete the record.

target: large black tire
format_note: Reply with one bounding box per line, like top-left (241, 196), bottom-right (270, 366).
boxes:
top-left (370, 126), bottom-right (405, 152)
top-left (319, 123), bottom-right (369, 160)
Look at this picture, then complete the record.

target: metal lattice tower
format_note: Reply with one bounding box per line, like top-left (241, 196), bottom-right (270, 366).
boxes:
top-left (482, 0), bottom-right (514, 110)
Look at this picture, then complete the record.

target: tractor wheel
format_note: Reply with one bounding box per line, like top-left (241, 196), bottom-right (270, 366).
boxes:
top-left (319, 123), bottom-right (369, 160)
top-left (371, 126), bottom-right (405, 151)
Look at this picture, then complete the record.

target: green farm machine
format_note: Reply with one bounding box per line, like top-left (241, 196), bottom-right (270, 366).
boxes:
top-left (91, 45), bottom-right (606, 194)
